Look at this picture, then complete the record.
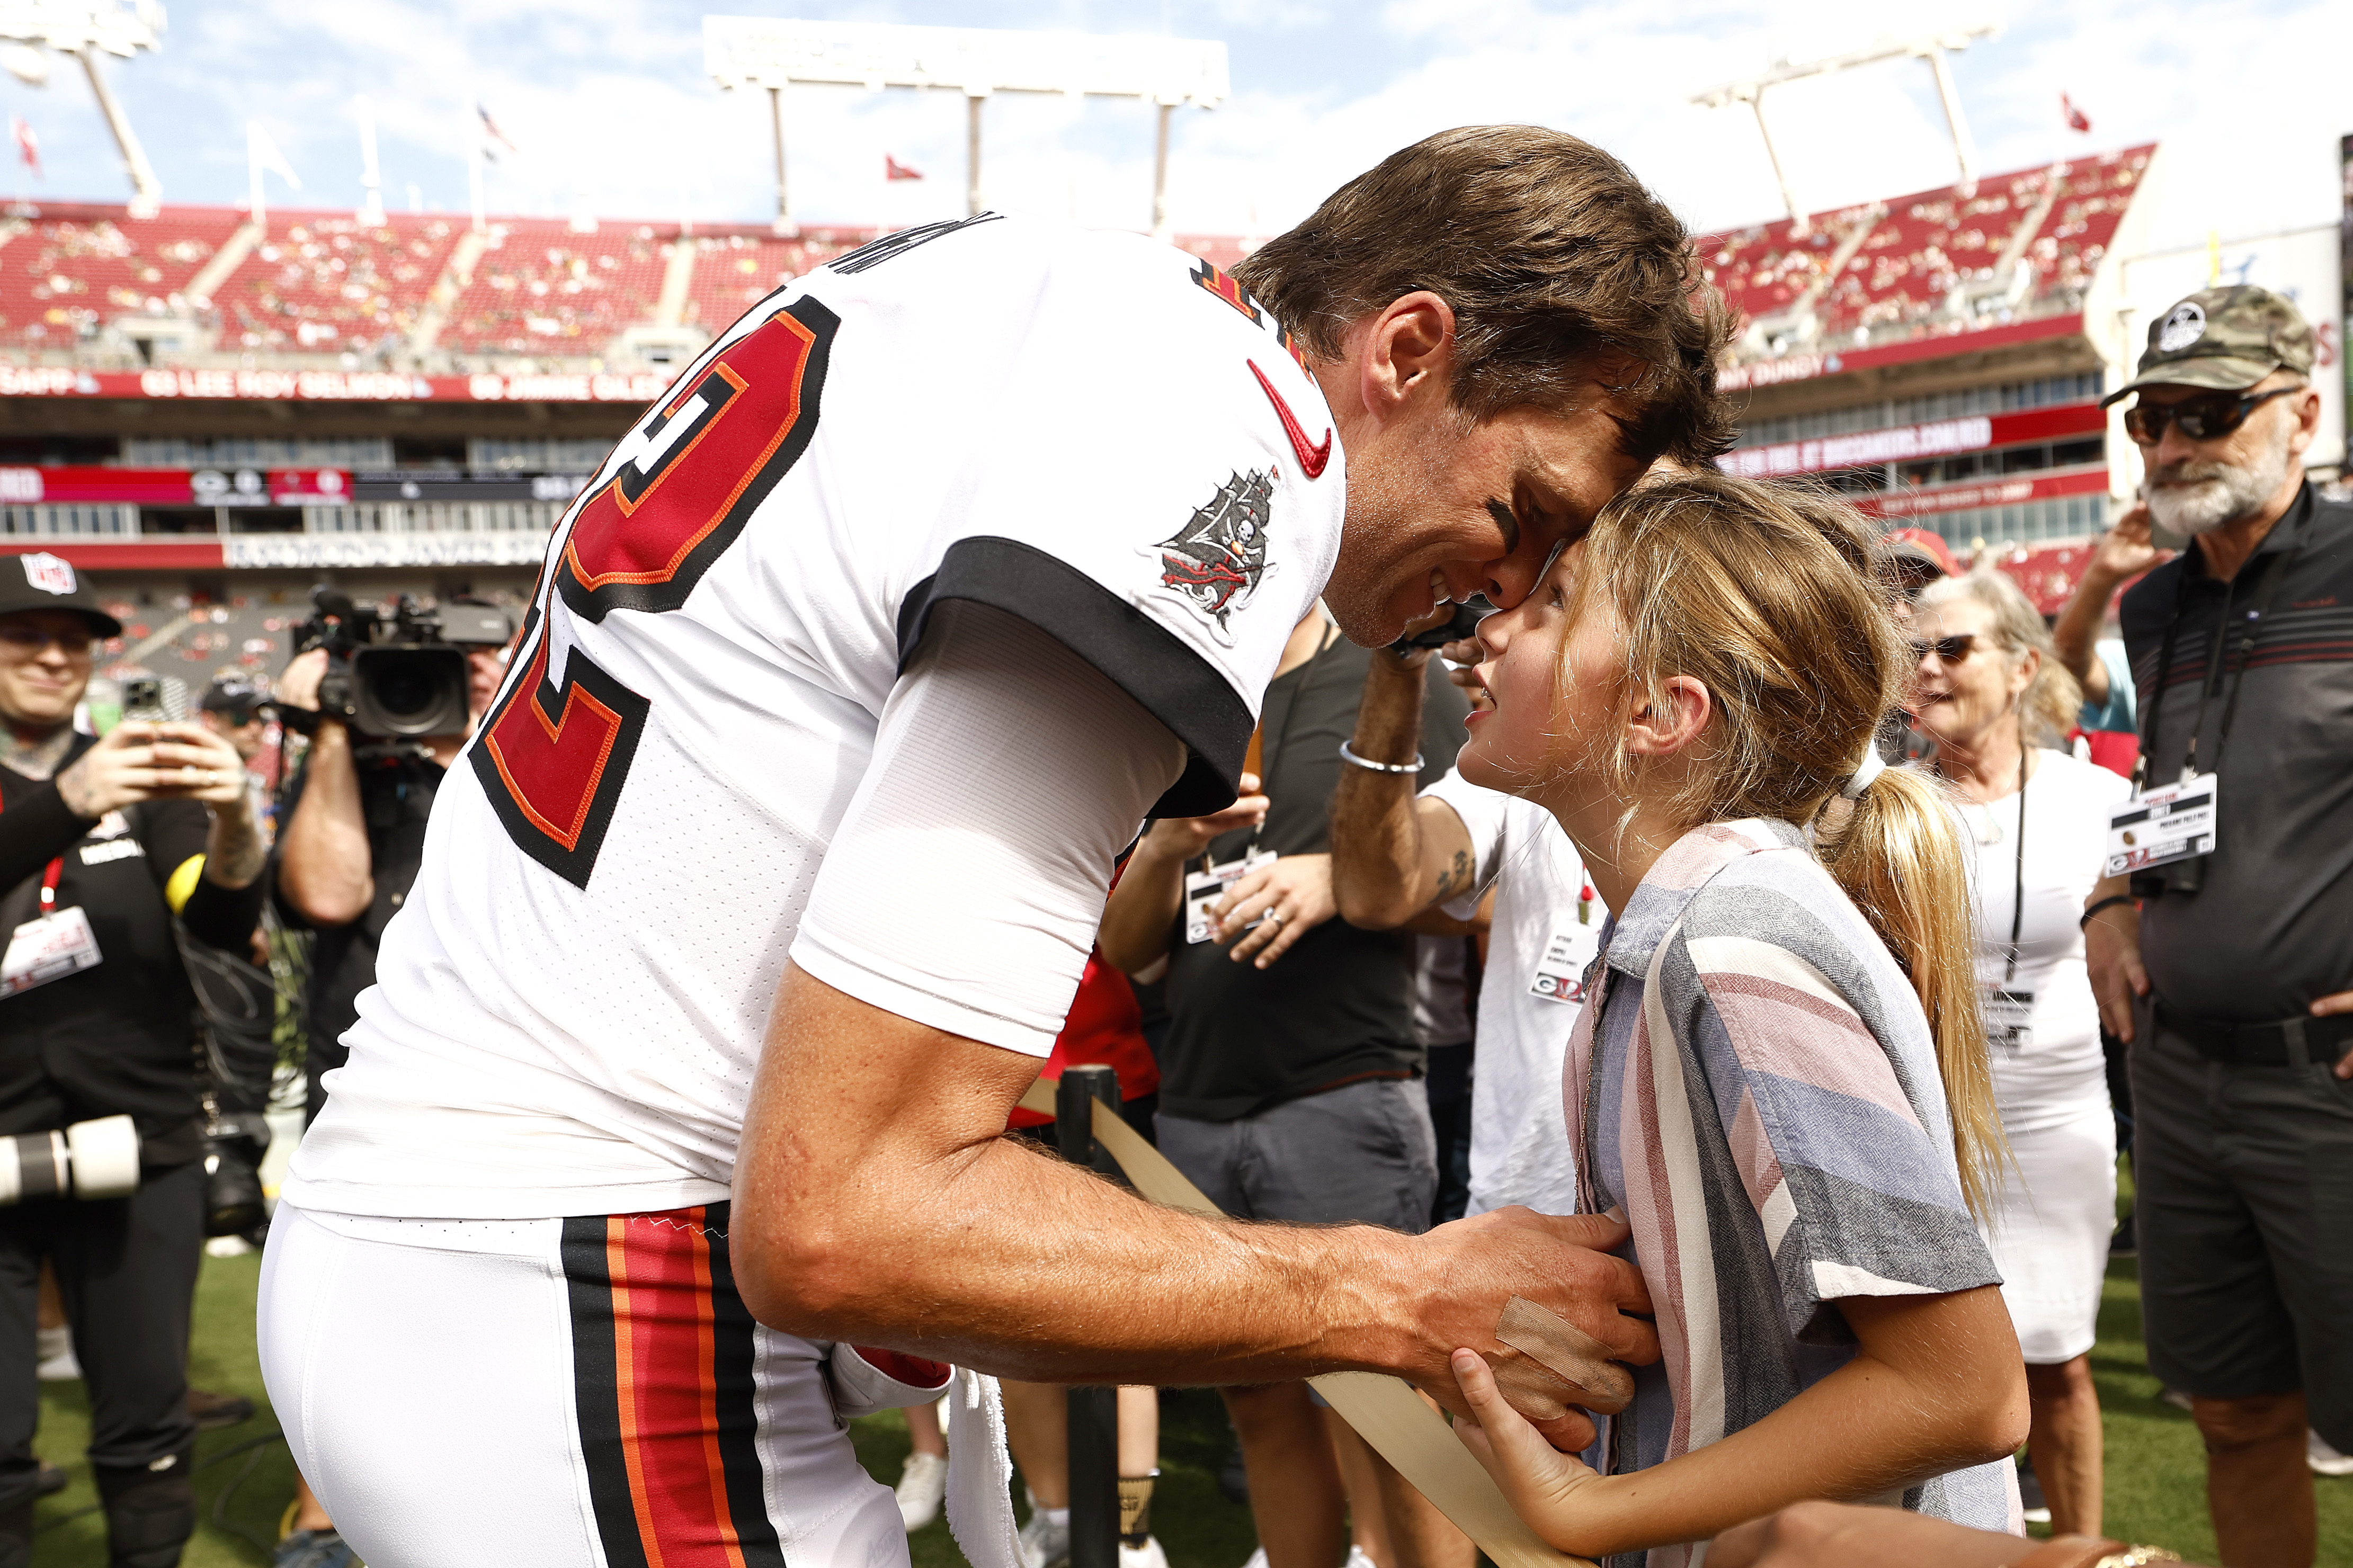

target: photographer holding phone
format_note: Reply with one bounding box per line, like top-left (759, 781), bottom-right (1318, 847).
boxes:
top-left (2087, 286), bottom-right (2349, 1568)
top-left (0, 554), bottom-right (266, 1568)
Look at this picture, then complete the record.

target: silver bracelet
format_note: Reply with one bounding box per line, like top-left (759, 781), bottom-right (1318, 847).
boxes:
top-left (1338, 739), bottom-right (1423, 775)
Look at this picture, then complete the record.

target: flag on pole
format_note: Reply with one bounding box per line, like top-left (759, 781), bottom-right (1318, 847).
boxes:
top-left (2061, 93), bottom-right (2091, 134)
top-left (249, 122), bottom-right (301, 189)
top-left (885, 154), bottom-right (923, 182)
top-left (11, 117), bottom-right (38, 180)
top-left (477, 103), bottom-right (520, 160)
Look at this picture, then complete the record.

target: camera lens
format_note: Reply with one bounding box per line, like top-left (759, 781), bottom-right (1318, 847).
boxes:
top-left (372, 659), bottom-right (437, 720)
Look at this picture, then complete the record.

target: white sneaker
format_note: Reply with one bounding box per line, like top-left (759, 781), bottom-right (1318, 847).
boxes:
top-left (895, 1449), bottom-right (948, 1531)
top-left (1118, 1538), bottom-right (1169, 1568)
top-left (1019, 1502), bottom-right (1071, 1568)
top-left (2160, 1387), bottom-right (2194, 1413)
top-left (1346, 1548), bottom-right (1380, 1568)
top-left (1238, 1550), bottom-right (1267, 1568)
top-left (35, 1325), bottom-right (79, 1382)
top-left (2311, 1430), bottom-right (2353, 1477)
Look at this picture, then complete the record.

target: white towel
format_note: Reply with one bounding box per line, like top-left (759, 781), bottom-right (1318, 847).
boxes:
top-left (944, 1366), bottom-right (1022, 1568)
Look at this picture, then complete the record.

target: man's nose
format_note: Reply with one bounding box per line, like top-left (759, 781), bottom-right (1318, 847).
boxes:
top-left (2154, 420), bottom-right (2203, 471)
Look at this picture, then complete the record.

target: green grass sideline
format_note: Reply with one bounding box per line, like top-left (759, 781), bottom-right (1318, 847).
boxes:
top-left (29, 1247), bottom-right (2353, 1565)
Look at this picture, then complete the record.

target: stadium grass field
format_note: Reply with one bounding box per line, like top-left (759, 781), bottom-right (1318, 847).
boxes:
top-left (29, 1238), bottom-right (2353, 1565)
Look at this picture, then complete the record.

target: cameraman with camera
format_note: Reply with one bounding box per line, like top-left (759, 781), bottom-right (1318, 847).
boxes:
top-left (0, 556), bottom-right (268, 1568)
top-left (266, 592), bottom-right (506, 1568)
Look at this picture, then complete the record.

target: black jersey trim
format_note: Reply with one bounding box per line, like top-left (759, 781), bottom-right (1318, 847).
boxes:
top-left (896, 536), bottom-right (1251, 817)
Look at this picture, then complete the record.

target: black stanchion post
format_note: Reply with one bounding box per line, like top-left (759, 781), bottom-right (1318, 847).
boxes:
top-left (1056, 1065), bottom-right (1123, 1568)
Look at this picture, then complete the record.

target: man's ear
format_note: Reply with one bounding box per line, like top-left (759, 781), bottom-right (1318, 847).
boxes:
top-left (2288, 384), bottom-right (2323, 460)
top-left (1626, 675), bottom-right (1713, 758)
top-left (1356, 290), bottom-right (1457, 422)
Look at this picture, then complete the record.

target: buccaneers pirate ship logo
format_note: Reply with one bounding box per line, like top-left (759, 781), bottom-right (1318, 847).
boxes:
top-left (1152, 468), bottom-right (1274, 642)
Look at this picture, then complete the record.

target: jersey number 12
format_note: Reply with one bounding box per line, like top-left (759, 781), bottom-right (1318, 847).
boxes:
top-left (471, 297), bottom-right (839, 888)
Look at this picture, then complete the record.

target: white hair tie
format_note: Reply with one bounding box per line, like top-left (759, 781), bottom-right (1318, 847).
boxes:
top-left (1841, 749), bottom-right (1887, 800)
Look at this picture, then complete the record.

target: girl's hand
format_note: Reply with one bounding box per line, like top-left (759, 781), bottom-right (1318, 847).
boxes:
top-left (1449, 1346), bottom-right (1612, 1553)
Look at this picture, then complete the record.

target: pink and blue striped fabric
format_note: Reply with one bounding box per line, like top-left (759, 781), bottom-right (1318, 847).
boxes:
top-left (1563, 819), bottom-right (2014, 1567)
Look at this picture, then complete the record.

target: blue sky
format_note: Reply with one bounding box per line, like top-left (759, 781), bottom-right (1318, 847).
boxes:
top-left (3, 0), bottom-right (2345, 254)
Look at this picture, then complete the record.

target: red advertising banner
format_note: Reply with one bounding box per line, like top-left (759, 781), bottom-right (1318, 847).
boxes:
top-left (1858, 465), bottom-right (2110, 520)
top-left (0, 365), bottom-right (679, 405)
top-left (0, 466), bottom-right (354, 506)
top-left (1715, 313), bottom-right (2087, 393)
top-left (1721, 401), bottom-right (2107, 480)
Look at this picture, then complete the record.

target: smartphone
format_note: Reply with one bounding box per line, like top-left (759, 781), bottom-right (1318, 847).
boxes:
top-left (1389, 598), bottom-right (1493, 656)
top-left (121, 676), bottom-right (167, 722)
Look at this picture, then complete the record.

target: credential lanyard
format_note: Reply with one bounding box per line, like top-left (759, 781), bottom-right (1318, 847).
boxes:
top-left (0, 789), bottom-right (68, 919)
top-left (1217, 611), bottom-right (1336, 872)
top-left (2002, 746), bottom-right (2026, 986)
top-left (2136, 511), bottom-right (2304, 793)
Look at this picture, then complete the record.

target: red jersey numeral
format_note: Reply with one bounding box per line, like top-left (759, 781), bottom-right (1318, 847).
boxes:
top-left (559, 297), bottom-right (837, 621)
top-left (473, 295), bottom-right (836, 886)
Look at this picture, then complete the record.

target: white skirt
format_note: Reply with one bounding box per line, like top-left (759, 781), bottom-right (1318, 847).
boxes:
top-left (1982, 1096), bottom-right (2116, 1364)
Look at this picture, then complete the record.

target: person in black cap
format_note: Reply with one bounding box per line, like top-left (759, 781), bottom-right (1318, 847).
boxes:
top-left (0, 551), bottom-right (269, 1568)
top-left (2084, 284), bottom-right (2348, 1567)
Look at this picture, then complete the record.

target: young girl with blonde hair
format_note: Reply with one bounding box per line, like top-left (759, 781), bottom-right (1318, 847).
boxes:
top-left (1446, 473), bottom-right (2027, 1566)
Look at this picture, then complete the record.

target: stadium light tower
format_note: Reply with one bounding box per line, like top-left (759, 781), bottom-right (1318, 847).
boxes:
top-left (1694, 21), bottom-right (1998, 235)
top-left (705, 17), bottom-right (1227, 239)
top-left (0, 0), bottom-right (165, 216)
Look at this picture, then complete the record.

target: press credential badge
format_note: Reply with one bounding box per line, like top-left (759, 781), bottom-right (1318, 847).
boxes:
top-left (1529, 917), bottom-right (1603, 1005)
top-left (1, 906), bottom-right (102, 998)
top-left (1981, 986), bottom-right (2035, 1051)
top-left (2105, 771), bottom-right (2218, 877)
top-left (1184, 851), bottom-right (1278, 945)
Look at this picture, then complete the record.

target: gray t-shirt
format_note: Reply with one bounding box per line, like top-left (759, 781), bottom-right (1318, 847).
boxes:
top-left (2120, 485), bottom-right (2353, 1023)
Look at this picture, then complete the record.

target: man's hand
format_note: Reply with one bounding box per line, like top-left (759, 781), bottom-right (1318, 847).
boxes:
top-left (2088, 503), bottom-right (2172, 586)
top-left (2307, 991), bottom-right (2353, 1079)
top-left (2084, 900), bottom-right (2148, 1043)
top-left (1135, 772), bottom-right (1267, 864)
top-left (56, 722), bottom-right (249, 819)
top-left (1210, 852), bottom-right (1335, 969)
top-left (1440, 635), bottom-right (1492, 712)
top-left (276, 648), bottom-right (328, 713)
top-left (1707, 1501), bottom-right (2028, 1568)
top-left (1410, 1207), bottom-right (1654, 1453)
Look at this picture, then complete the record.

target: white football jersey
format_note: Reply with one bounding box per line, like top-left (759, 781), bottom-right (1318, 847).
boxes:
top-left (284, 217), bottom-right (1345, 1219)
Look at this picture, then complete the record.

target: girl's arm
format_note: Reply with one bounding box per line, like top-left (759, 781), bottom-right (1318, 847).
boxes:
top-left (1451, 1284), bottom-right (2029, 1561)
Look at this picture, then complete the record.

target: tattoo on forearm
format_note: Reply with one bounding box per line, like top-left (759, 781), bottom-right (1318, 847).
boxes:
top-left (1433, 848), bottom-right (1473, 899)
top-left (207, 799), bottom-right (267, 886)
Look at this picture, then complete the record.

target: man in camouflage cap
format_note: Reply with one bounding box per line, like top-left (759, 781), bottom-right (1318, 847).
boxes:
top-left (2082, 284), bottom-right (2348, 1567)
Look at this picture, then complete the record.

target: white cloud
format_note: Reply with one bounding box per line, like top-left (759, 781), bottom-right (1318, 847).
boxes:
top-left (2, 0), bottom-right (2340, 261)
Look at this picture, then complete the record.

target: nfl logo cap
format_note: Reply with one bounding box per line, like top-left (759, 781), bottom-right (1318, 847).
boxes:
top-left (2100, 284), bottom-right (2317, 407)
top-left (0, 551), bottom-right (123, 638)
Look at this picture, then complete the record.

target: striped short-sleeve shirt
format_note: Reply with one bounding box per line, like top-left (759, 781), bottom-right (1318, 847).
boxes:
top-left (1566, 820), bottom-right (2013, 1567)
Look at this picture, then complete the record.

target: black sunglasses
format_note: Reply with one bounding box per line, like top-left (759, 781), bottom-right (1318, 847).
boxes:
top-left (1909, 633), bottom-right (1979, 665)
top-left (2124, 385), bottom-right (2298, 444)
top-left (0, 624), bottom-right (94, 657)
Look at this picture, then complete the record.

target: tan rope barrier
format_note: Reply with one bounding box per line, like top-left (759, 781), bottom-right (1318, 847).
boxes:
top-left (1015, 1078), bottom-right (1599, 1568)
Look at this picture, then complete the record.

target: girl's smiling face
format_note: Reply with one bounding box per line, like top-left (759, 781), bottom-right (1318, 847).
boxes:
top-left (1456, 542), bottom-right (1623, 802)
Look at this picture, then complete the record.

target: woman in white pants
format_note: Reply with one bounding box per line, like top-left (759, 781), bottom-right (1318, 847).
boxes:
top-left (1910, 566), bottom-right (2129, 1539)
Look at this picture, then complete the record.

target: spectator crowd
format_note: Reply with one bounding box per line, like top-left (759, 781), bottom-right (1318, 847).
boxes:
top-left (2, 250), bottom-right (2347, 1568)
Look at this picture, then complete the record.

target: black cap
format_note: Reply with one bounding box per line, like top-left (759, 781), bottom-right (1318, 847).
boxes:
top-left (201, 676), bottom-right (264, 716)
top-left (0, 551), bottom-right (123, 639)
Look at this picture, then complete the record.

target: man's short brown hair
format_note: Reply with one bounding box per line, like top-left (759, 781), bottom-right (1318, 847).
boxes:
top-left (1233, 126), bottom-right (1734, 465)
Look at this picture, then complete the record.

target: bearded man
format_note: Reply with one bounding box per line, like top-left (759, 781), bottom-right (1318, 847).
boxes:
top-left (2080, 285), bottom-right (2350, 1568)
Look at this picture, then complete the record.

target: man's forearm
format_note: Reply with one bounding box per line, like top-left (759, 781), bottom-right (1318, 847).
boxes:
top-left (277, 722), bottom-right (374, 921)
top-left (203, 794), bottom-right (265, 889)
top-left (1097, 839), bottom-right (1184, 973)
top-left (733, 967), bottom-right (1654, 1410)
top-left (1331, 653), bottom-right (1434, 928)
top-left (2052, 569), bottom-right (2122, 691)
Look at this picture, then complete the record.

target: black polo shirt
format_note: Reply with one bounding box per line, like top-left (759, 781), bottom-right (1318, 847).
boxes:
top-left (1, 737), bottom-right (269, 1165)
top-left (1156, 634), bottom-right (1468, 1121)
top-left (2120, 482), bottom-right (2353, 1022)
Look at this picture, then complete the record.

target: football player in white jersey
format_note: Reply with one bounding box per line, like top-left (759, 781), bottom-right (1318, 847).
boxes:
top-left (259, 126), bottom-right (1732, 1568)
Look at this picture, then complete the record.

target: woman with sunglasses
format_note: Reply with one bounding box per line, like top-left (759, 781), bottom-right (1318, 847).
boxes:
top-left (1908, 567), bottom-right (2131, 1541)
top-left (0, 560), bottom-right (266, 1568)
